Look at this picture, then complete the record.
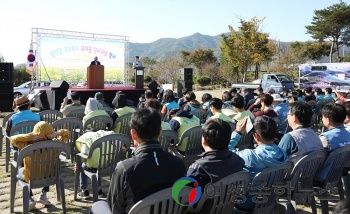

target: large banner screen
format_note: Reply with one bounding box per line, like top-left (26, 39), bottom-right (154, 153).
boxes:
top-left (299, 63), bottom-right (350, 91)
top-left (39, 37), bottom-right (124, 83)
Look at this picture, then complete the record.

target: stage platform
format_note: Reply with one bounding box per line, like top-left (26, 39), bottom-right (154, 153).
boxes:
top-left (37, 86), bottom-right (147, 111)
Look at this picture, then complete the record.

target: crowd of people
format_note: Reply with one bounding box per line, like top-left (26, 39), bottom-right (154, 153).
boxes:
top-left (6, 85), bottom-right (350, 213)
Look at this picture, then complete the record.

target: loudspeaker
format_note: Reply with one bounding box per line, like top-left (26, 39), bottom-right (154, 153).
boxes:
top-left (180, 68), bottom-right (193, 82)
top-left (49, 80), bottom-right (69, 91)
top-left (0, 79), bottom-right (14, 112)
top-left (0, 63), bottom-right (14, 81)
top-left (0, 81), bottom-right (13, 93)
top-left (148, 80), bottom-right (159, 98)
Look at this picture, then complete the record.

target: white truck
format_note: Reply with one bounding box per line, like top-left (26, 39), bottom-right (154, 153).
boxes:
top-left (231, 73), bottom-right (295, 93)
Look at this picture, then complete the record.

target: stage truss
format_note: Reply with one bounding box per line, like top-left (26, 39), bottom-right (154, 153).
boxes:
top-left (30, 28), bottom-right (130, 89)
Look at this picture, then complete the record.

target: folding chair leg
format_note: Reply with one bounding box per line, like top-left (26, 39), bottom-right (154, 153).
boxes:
top-left (10, 174), bottom-right (16, 212)
top-left (74, 170), bottom-right (79, 201)
top-left (6, 140), bottom-right (10, 172)
top-left (320, 192), bottom-right (328, 214)
top-left (22, 185), bottom-right (30, 214)
top-left (342, 175), bottom-right (350, 198)
top-left (338, 179), bottom-right (345, 200)
top-left (56, 181), bottom-right (61, 201)
top-left (59, 177), bottom-right (66, 214)
top-left (310, 196), bottom-right (317, 214)
top-left (91, 174), bottom-right (98, 202)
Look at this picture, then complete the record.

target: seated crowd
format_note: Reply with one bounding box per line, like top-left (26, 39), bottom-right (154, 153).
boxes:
top-left (6, 86), bottom-right (350, 213)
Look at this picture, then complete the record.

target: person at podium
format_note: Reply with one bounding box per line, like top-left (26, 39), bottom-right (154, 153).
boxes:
top-left (90, 56), bottom-right (101, 65)
top-left (133, 56), bottom-right (143, 68)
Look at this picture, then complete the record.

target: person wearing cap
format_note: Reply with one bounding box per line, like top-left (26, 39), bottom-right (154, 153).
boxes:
top-left (94, 92), bottom-right (112, 109)
top-left (6, 95), bottom-right (41, 136)
top-left (90, 56), bottom-right (101, 65)
top-left (132, 56), bottom-right (143, 68)
top-left (272, 94), bottom-right (289, 140)
top-left (60, 91), bottom-right (85, 117)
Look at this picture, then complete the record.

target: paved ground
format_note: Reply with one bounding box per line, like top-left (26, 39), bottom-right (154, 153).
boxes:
top-left (0, 90), bottom-right (338, 213)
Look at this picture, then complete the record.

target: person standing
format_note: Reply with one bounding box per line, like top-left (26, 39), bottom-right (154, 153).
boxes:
top-left (90, 56), bottom-right (101, 65)
top-left (133, 56), bottom-right (143, 68)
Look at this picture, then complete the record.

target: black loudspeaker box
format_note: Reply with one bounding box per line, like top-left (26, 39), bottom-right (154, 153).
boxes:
top-left (49, 80), bottom-right (69, 91)
top-left (148, 80), bottom-right (159, 98)
top-left (180, 68), bottom-right (193, 82)
top-left (0, 63), bottom-right (14, 81)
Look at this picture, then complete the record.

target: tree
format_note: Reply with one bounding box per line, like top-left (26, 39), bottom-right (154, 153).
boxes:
top-left (306, 2), bottom-right (350, 62)
top-left (220, 17), bottom-right (275, 82)
top-left (13, 63), bottom-right (31, 86)
top-left (181, 49), bottom-right (217, 75)
top-left (290, 41), bottom-right (329, 62)
top-left (148, 55), bottom-right (183, 89)
top-left (201, 62), bottom-right (221, 85)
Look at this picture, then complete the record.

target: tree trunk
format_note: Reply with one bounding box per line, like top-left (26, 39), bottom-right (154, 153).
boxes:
top-left (330, 41), bottom-right (334, 63)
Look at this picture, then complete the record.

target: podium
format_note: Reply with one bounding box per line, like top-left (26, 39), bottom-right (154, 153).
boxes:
top-left (134, 66), bottom-right (145, 89)
top-left (87, 65), bottom-right (104, 89)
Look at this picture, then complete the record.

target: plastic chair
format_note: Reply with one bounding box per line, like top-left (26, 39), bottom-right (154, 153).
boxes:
top-left (227, 122), bottom-right (235, 132)
top-left (313, 145), bottom-right (350, 214)
top-left (158, 130), bottom-right (178, 152)
top-left (230, 120), bottom-right (254, 150)
top-left (113, 113), bottom-right (132, 136)
top-left (74, 134), bottom-right (131, 202)
top-left (5, 121), bottom-right (39, 172)
top-left (285, 150), bottom-right (327, 214)
top-left (52, 117), bottom-right (83, 162)
top-left (83, 115), bottom-right (113, 132)
top-left (249, 161), bottom-right (294, 214)
top-left (190, 108), bottom-right (207, 124)
top-left (0, 112), bottom-right (15, 156)
top-left (66, 108), bottom-right (85, 120)
top-left (10, 140), bottom-right (71, 214)
top-left (128, 186), bottom-right (192, 214)
top-left (191, 171), bottom-right (252, 214)
top-left (39, 110), bottom-right (63, 125)
top-left (172, 125), bottom-right (202, 169)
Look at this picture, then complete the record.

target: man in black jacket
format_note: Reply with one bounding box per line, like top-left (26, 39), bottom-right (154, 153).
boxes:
top-left (187, 118), bottom-right (245, 188)
top-left (106, 108), bottom-right (186, 213)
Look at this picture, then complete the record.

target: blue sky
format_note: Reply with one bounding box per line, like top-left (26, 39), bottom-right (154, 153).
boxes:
top-left (0, 0), bottom-right (348, 65)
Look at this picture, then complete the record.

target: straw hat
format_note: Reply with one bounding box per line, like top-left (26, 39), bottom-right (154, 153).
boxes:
top-left (12, 95), bottom-right (31, 110)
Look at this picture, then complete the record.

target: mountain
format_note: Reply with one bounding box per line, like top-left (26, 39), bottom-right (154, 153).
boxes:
top-left (129, 33), bottom-right (350, 63)
top-left (129, 32), bottom-right (223, 61)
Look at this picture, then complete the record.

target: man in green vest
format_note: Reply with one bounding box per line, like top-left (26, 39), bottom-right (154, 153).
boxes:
top-left (169, 109), bottom-right (200, 152)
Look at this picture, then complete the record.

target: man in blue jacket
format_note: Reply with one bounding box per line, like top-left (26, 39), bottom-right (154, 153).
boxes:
top-left (230, 115), bottom-right (288, 210)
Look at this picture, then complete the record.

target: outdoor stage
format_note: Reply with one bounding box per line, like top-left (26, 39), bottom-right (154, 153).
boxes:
top-left (38, 86), bottom-right (147, 111)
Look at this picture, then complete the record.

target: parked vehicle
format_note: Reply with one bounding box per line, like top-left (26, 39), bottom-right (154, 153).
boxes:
top-left (231, 73), bottom-right (294, 93)
top-left (13, 81), bottom-right (51, 98)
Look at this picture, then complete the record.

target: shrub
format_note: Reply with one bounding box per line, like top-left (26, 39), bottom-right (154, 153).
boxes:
top-left (197, 76), bottom-right (211, 86)
top-left (130, 75), bottom-right (135, 83)
top-left (144, 75), bottom-right (152, 83)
